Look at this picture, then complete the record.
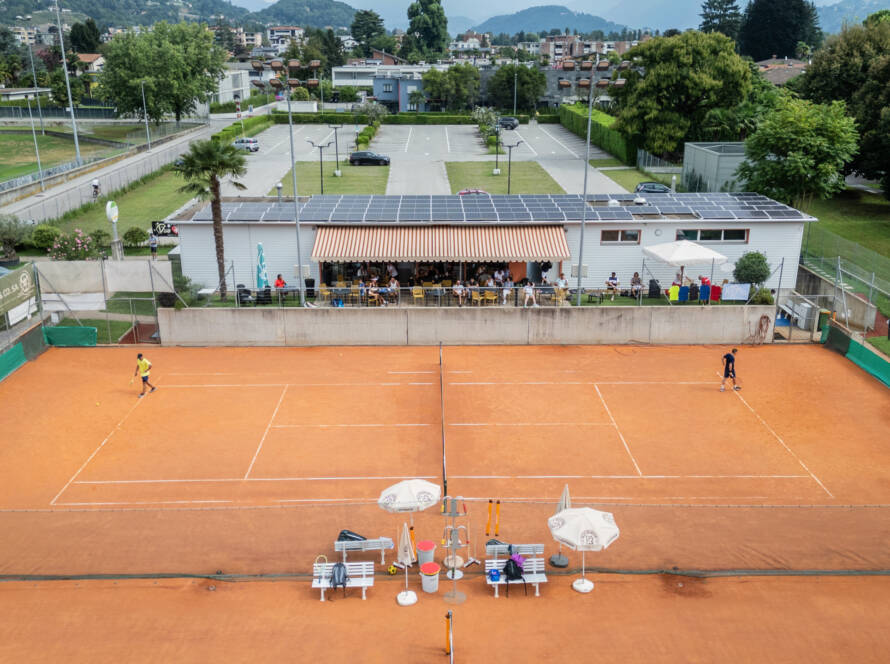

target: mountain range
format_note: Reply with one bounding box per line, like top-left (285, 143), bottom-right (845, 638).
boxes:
top-left (472, 5), bottom-right (625, 35)
top-left (817, 0), bottom-right (890, 32)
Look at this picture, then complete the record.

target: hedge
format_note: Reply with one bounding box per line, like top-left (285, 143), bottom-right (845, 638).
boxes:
top-left (558, 104), bottom-right (636, 166)
top-left (269, 111), bottom-right (531, 125)
top-left (210, 92), bottom-right (276, 114)
top-left (271, 111), bottom-right (370, 124)
top-left (211, 114), bottom-right (274, 144)
top-left (536, 114), bottom-right (560, 124)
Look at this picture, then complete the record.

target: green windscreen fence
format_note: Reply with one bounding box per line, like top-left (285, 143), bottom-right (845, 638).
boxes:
top-left (823, 323), bottom-right (852, 355)
top-left (0, 342), bottom-right (26, 381)
top-left (43, 326), bottom-right (97, 347)
top-left (822, 321), bottom-right (890, 387)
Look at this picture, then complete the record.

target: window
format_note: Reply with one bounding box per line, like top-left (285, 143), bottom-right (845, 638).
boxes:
top-left (601, 229), bottom-right (641, 244)
top-left (383, 83), bottom-right (393, 93)
top-left (675, 229), bottom-right (749, 243)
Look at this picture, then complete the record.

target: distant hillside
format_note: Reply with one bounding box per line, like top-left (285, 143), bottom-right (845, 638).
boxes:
top-left (0, 0), bottom-right (248, 27)
top-left (818, 0), bottom-right (890, 33)
top-left (473, 5), bottom-right (625, 36)
top-left (449, 15), bottom-right (477, 36)
top-left (250, 0), bottom-right (355, 28)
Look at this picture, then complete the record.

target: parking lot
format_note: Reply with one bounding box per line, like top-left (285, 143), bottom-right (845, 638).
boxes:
top-left (237, 121), bottom-right (624, 196)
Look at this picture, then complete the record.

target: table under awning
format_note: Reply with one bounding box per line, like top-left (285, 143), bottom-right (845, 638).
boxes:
top-left (310, 225), bottom-right (571, 262)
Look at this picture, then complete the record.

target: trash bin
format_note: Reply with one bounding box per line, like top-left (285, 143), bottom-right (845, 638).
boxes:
top-left (416, 540), bottom-right (435, 565)
top-left (304, 278), bottom-right (315, 299)
top-left (420, 562), bottom-right (440, 593)
top-left (818, 309), bottom-right (830, 331)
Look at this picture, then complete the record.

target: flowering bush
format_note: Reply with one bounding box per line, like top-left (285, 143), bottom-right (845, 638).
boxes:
top-left (47, 229), bottom-right (97, 260)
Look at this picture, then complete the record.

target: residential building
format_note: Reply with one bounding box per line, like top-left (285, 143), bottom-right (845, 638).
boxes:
top-left (75, 53), bottom-right (105, 74)
top-left (332, 62), bottom-right (443, 88)
top-left (210, 63), bottom-right (275, 105)
top-left (0, 87), bottom-right (51, 101)
top-left (372, 70), bottom-right (430, 112)
top-left (10, 26), bottom-right (37, 45)
top-left (540, 36), bottom-right (644, 63)
top-left (267, 26), bottom-right (304, 54)
top-left (371, 49), bottom-right (406, 65)
top-left (340, 35), bottom-right (358, 51)
top-left (448, 32), bottom-right (490, 52)
top-left (516, 41), bottom-right (541, 55)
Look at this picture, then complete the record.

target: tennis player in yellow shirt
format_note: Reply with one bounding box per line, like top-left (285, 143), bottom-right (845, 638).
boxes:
top-left (134, 353), bottom-right (157, 398)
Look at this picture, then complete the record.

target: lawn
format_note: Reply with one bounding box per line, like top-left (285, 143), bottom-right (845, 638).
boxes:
top-left (868, 336), bottom-right (890, 356)
top-left (445, 162), bottom-right (565, 194)
top-left (103, 292), bottom-right (157, 316)
top-left (58, 317), bottom-right (132, 344)
top-left (273, 162), bottom-right (389, 196)
top-left (0, 132), bottom-right (111, 181)
top-left (590, 158), bottom-right (626, 168)
top-left (804, 190), bottom-right (890, 260)
top-left (53, 170), bottom-right (192, 236)
top-left (601, 168), bottom-right (674, 192)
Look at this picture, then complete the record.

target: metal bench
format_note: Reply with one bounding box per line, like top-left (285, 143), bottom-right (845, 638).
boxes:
top-left (484, 557), bottom-right (548, 598)
top-left (311, 561), bottom-right (375, 601)
top-left (333, 536), bottom-right (394, 564)
top-left (485, 543), bottom-right (545, 559)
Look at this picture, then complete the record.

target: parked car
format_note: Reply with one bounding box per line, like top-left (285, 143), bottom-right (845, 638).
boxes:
top-left (349, 151), bottom-right (390, 166)
top-left (458, 189), bottom-right (489, 196)
top-left (498, 116), bottom-right (519, 130)
top-left (233, 138), bottom-right (259, 152)
top-left (634, 181), bottom-right (671, 194)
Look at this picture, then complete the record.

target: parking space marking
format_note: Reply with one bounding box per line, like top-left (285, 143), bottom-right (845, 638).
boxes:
top-left (445, 126), bottom-right (451, 152)
top-left (539, 126), bottom-right (581, 159)
top-left (513, 130), bottom-right (538, 156)
top-left (405, 127), bottom-right (412, 152)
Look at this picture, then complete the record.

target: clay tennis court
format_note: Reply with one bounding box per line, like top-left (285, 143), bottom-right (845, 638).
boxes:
top-left (1, 344), bottom-right (889, 661)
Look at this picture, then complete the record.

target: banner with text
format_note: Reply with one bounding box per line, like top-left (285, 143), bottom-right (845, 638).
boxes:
top-left (0, 265), bottom-right (36, 317)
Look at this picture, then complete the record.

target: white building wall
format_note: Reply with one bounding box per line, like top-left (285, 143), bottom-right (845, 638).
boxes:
top-left (563, 221), bottom-right (804, 290)
top-left (179, 222), bottom-right (319, 290)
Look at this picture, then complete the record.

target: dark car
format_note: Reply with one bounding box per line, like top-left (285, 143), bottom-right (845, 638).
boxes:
top-left (498, 116), bottom-right (519, 130)
top-left (634, 181), bottom-right (671, 194)
top-left (349, 151), bottom-right (390, 166)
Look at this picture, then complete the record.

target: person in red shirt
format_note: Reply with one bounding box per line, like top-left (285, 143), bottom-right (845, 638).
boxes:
top-left (699, 274), bottom-right (711, 286)
top-left (274, 274), bottom-right (286, 289)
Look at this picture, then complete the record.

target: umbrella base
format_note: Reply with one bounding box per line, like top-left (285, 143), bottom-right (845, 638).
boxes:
top-left (572, 578), bottom-right (594, 593)
top-left (549, 554), bottom-right (569, 568)
top-left (445, 568), bottom-right (464, 580)
top-left (443, 590), bottom-right (466, 605)
top-left (396, 590), bottom-right (417, 606)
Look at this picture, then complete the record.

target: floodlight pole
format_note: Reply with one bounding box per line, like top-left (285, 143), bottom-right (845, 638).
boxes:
top-left (27, 42), bottom-right (44, 134)
top-left (513, 59), bottom-right (518, 116)
top-left (328, 124), bottom-right (343, 176)
top-left (504, 140), bottom-right (522, 194)
top-left (306, 138), bottom-right (333, 194)
top-left (575, 75), bottom-right (594, 306)
top-left (493, 119), bottom-right (500, 175)
top-left (55, 1), bottom-right (81, 164)
top-left (26, 99), bottom-right (45, 191)
top-left (286, 90), bottom-right (306, 306)
top-left (140, 79), bottom-right (151, 151)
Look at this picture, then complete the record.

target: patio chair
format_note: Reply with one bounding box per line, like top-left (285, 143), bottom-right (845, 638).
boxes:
top-left (678, 286), bottom-right (689, 302)
top-left (710, 285), bottom-right (722, 302)
top-left (412, 286), bottom-right (425, 306)
top-left (484, 291), bottom-right (498, 306)
top-left (349, 285), bottom-right (361, 305)
top-left (471, 291), bottom-right (483, 306)
top-left (669, 285), bottom-right (680, 302)
top-left (441, 280), bottom-right (452, 287)
top-left (317, 284), bottom-right (331, 305)
top-left (699, 284), bottom-right (710, 303)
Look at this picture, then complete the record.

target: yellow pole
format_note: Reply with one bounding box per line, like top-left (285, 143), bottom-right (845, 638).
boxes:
top-left (445, 612), bottom-right (452, 655)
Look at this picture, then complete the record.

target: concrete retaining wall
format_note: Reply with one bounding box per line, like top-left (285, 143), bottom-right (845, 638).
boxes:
top-left (796, 265), bottom-right (877, 330)
top-left (35, 260), bottom-right (174, 294)
top-left (158, 305), bottom-right (775, 347)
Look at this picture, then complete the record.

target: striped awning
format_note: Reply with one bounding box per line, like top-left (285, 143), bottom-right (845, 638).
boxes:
top-left (311, 226), bottom-right (570, 262)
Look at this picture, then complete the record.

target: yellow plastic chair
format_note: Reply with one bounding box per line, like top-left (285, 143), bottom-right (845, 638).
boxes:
top-left (441, 280), bottom-right (452, 287)
top-left (471, 291), bottom-right (483, 306)
top-left (318, 284), bottom-right (331, 304)
top-left (669, 285), bottom-right (680, 302)
top-left (484, 291), bottom-right (498, 306)
top-left (412, 286), bottom-right (425, 306)
top-left (349, 285), bottom-right (360, 305)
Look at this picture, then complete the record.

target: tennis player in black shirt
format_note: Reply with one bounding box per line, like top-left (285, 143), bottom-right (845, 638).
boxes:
top-left (720, 348), bottom-right (740, 392)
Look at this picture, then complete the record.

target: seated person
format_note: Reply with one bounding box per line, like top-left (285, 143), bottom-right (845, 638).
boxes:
top-left (631, 272), bottom-right (643, 297)
top-left (452, 280), bottom-right (467, 306)
top-left (605, 272), bottom-right (620, 300)
top-left (274, 274), bottom-right (287, 289)
top-left (484, 276), bottom-right (495, 288)
top-left (523, 281), bottom-right (539, 307)
top-left (388, 276), bottom-right (400, 302)
top-left (502, 277), bottom-right (514, 305)
top-left (368, 277), bottom-right (385, 306)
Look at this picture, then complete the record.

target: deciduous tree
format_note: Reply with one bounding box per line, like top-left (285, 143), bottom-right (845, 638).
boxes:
top-left (485, 64), bottom-right (544, 112)
top-left (406, 0), bottom-right (449, 58)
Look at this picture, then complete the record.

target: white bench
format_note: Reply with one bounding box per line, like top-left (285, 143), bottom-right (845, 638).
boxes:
top-left (485, 543), bottom-right (545, 559)
top-left (334, 536), bottom-right (394, 564)
top-left (312, 561), bottom-right (375, 601)
top-left (485, 557), bottom-right (547, 598)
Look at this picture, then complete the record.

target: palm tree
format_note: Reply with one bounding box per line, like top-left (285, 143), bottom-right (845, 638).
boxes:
top-left (174, 140), bottom-right (247, 299)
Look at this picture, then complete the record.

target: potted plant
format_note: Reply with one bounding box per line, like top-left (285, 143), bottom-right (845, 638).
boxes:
top-left (0, 214), bottom-right (31, 268)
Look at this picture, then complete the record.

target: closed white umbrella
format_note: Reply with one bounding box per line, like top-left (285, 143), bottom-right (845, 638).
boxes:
top-left (548, 507), bottom-right (620, 593)
top-left (549, 484), bottom-right (572, 568)
top-left (396, 522), bottom-right (417, 606)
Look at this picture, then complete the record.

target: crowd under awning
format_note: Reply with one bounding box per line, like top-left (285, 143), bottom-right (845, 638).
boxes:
top-left (310, 225), bottom-right (571, 263)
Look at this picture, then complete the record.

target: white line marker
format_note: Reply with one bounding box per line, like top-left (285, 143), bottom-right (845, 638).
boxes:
top-left (57, 500), bottom-right (233, 506)
top-left (448, 422), bottom-right (612, 427)
top-left (539, 126), bottom-right (580, 158)
top-left (444, 126), bottom-right (451, 152)
top-left (50, 395), bottom-right (146, 505)
top-left (272, 423), bottom-right (431, 428)
top-left (244, 385), bottom-right (288, 479)
top-left (448, 370), bottom-right (472, 374)
top-left (163, 382), bottom-right (434, 388)
top-left (513, 130), bottom-right (537, 156)
top-left (449, 381), bottom-right (594, 385)
top-left (388, 371), bottom-right (435, 374)
top-left (405, 127), bottom-right (412, 152)
top-left (595, 384), bottom-right (643, 475)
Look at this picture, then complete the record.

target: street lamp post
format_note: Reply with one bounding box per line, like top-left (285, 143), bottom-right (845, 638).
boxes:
top-left (328, 124), bottom-right (343, 176)
top-left (306, 138), bottom-right (333, 194)
top-left (140, 80), bottom-right (152, 150)
top-left (54, 1), bottom-right (81, 164)
top-left (26, 99), bottom-right (45, 191)
top-left (26, 42), bottom-right (44, 135)
top-left (493, 120), bottom-right (501, 175)
top-left (503, 140), bottom-right (522, 194)
top-left (575, 71), bottom-right (596, 307)
top-left (513, 59), bottom-right (518, 116)
top-left (276, 182), bottom-right (283, 203)
top-left (285, 88), bottom-right (306, 306)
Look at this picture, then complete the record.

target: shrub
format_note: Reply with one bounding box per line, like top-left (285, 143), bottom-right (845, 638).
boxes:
top-left (733, 251), bottom-right (771, 286)
top-left (48, 229), bottom-right (97, 260)
top-left (0, 214), bottom-right (30, 260)
top-left (123, 226), bottom-right (149, 247)
top-left (89, 229), bottom-right (111, 247)
top-left (292, 86), bottom-right (310, 101)
top-left (31, 224), bottom-right (62, 250)
top-left (749, 287), bottom-right (774, 304)
top-left (559, 104), bottom-right (636, 165)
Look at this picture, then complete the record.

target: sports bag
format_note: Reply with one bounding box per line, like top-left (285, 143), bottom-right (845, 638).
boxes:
top-left (502, 556), bottom-right (527, 596)
top-left (329, 562), bottom-right (349, 596)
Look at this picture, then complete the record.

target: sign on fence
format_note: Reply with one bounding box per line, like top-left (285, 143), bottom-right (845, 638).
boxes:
top-left (0, 265), bottom-right (36, 316)
top-left (151, 221), bottom-right (178, 237)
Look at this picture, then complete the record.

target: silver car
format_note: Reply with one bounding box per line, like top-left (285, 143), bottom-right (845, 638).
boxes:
top-left (233, 138), bottom-right (259, 152)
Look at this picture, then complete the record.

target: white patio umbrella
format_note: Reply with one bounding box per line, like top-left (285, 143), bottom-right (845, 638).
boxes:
top-left (378, 479), bottom-right (442, 563)
top-left (396, 522), bottom-right (417, 606)
top-left (549, 484), bottom-right (572, 568)
top-left (642, 240), bottom-right (727, 285)
top-left (548, 507), bottom-right (620, 594)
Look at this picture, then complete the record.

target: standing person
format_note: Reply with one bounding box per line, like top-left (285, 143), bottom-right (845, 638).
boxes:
top-left (148, 232), bottom-right (159, 260)
top-left (134, 353), bottom-right (157, 398)
top-left (91, 178), bottom-right (100, 199)
top-left (720, 348), bottom-right (740, 392)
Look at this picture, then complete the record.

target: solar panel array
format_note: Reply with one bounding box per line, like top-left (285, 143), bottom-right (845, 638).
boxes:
top-left (189, 193), bottom-right (814, 224)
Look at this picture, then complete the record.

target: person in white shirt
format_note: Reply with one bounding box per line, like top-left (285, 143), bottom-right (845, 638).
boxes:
top-left (452, 280), bottom-right (467, 307)
top-left (605, 272), bottom-right (620, 301)
top-left (493, 269), bottom-right (504, 284)
top-left (556, 273), bottom-right (568, 289)
top-left (386, 263), bottom-right (398, 278)
top-left (523, 281), bottom-right (539, 307)
top-left (502, 277), bottom-right (514, 305)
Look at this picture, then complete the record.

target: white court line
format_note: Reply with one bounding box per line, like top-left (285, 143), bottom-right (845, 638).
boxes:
top-left (389, 371), bottom-right (435, 374)
top-left (76, 475), bottom-right (437, 484)
top-left (272, 423), bottom-right (431, 428)
top-left (513, 130), bottom-right (537, 156)
top-left (162, 382), bottom-right (434, 388)
top-left (448, 474), bottom-right (809, 480)
top-left (50, 391), bottom-right (147, 505)
top-left (448, 422), bottom-right (613, 427)
top-left (448, 370), bottom-right (472, 374)
top-left (594, 384), bottom-right (643, 476)
top-left (276, 498), bottom-right (378, 503)
top-left (444, 126), bottom-right (451, 152)
top-left (449, 381), bottom-right (595, 385)
top-left (56, 500), bottom-right (233, 507)
top-left (538, 126), bottom-right (580, 158)
top-left (244, 385), bottom-right (288, 479)
top-left (405, 127), bottom-right (412, 152)
top-left (596, 381), bottom-right (714, 385)
top-left (732, 388), bottom-right (834, 498)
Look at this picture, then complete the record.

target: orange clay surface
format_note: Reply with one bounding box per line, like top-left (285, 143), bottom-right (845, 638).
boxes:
top-left (0, 344), bottom-right (889, 660)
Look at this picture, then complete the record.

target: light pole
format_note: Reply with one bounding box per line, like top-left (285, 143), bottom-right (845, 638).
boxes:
top-left (493, 119), bottom-right (501, 175)
top-left (306, 138), bottom-right (333, 194)
top-left (140, 79), bottom-right (151, 151)
top-left (285, 89), bottom-right (307, 305)
top-left (26, 42), bottom-right (44, 135)
top-left (26, 99), bottom-right (45, 191)
top-left (54, 1), bottom-right (81, 164)
top-left (513, 59), bottom-right (518, 116)
top-left (276, 181), bottom-right (283, 204)
top-left (575, 65), bottom-right (596, 307)
top-left (328, 124), bottom-right (343, 176)
top-left (503, 140), bottom-right (522, 194)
